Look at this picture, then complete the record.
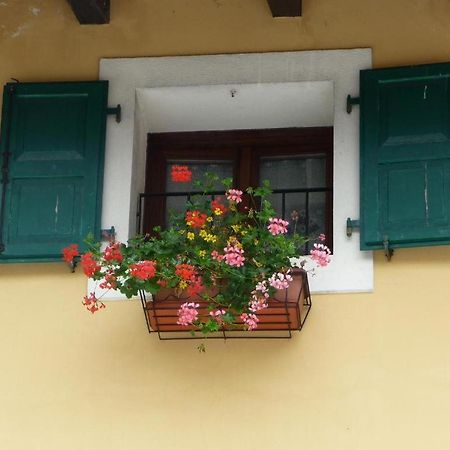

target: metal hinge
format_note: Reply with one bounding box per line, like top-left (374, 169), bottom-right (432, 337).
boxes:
top-left (107, 104), bottom-right (121, 123)
top-left (383, 235), bottom-right (394, 261)
top-left (346, 218), bottom-right (360, 237)
top-left (346, 95), bottom-right (360, 114)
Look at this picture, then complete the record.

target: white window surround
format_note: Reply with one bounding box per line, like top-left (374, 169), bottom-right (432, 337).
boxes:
top-left (98, 49), bottom-right (373, 295)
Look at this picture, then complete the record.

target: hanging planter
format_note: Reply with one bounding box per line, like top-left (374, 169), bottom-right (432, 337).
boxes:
top-left (140, 269), bottom-right (311, 339)
top-left (63, 166), bottom-right (330, 341)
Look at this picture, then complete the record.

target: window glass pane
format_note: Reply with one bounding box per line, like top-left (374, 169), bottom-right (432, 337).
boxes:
top-left (165, 161), bottom-right (233, 225)
top-left (260, 155), bottom-right (327, 249)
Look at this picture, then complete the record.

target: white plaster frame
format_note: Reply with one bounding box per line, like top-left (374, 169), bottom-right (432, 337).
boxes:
top-left (99, 49), bottom-right (373, 294)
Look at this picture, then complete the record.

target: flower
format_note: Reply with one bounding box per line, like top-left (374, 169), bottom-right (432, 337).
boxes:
top-left (226, 189), bottom-right (243, 203)
top-left (171, 165), bottom-right (192, 182)
top-left (66, 170), bottom-right (330, 336)
top-left (175, 263), bottom-right (196, 280)
top-left (186, 210), bottom-right (207, 229)
top-left (177, 302), bottom-right (200, 326)
top-left (211, 198), bottom-right (228, 215)
top-left (82, 293), bottom-right (106, 314)
top-left (268, 271), bottom-right (293, 290)
top-left (268, 218), bottom-right (289, 235)
top-left (223, 245), bottom-right (245, 267)
top-left (80, 253), bottom-right (101, 277)
top-left (62, 244), bottom-right (79, 263)
top-left (103, 242), bottom-right (123, 262)
top-left (310, 243), bottom-right (331, 267)
top-left (130, 260), bottom-right (157, 280)
top-left (240, 312), bottom-right (259, 330)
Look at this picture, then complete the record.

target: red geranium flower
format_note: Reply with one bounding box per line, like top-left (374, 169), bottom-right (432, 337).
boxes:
top-left (62, 244), bottom-right (79, 263)
top-left (103, 242), bottom-right (123, 263)
top-left (211, 198), bottom-right (228, 215)
top-left (186, 276), bottom-right (204, 296)
top-left (130, 260), bottom-right (157, 280)
top-left (80, 252), bottom-right (101, 277)
top-left (99, 272), bottom-right (118, 290)
top-left (175, 263), bottom-right (196, 281)
top-left (185, 210), bottom-right (207, 228)
top-left (171, 165), bottom-right (192, 183)
top-left (82, 293), bottom-right (106, 314)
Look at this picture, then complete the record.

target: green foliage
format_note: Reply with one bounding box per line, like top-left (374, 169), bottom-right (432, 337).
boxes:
top-left (83, 171), bottom-right (310, 335)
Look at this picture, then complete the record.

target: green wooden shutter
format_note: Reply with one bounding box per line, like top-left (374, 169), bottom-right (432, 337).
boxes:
top-left (0, 81), bottom-right (108, 261)
top-left (360, 63), bottom-right (450, 250)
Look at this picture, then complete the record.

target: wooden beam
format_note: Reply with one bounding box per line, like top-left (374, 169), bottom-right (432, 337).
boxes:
top-left (66, 0), bottom-right (110, 24)
top-left (266, 0), bottom-right (302, 17)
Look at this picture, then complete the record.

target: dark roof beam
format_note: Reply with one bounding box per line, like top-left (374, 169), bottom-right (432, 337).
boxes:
top-left (267, 0), bottom-right (302, 17)
top-left (66, 0), bottom-right (110, 25)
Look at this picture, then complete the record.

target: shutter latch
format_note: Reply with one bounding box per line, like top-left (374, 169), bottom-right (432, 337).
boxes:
top-left (346, 218), bottom-right (360, 237)
top-left (346, 95), bottom-right (360, 114)
top-left (383, 235), bottom-right (394, 261)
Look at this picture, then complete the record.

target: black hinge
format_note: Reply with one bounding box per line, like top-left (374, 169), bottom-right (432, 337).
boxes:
top-left (383, 235), bottom-right (394, 261)
top-left (0, 83), bottom-right (16, 255)
top-left (346, 95), bottom-right (360, 114)
top-left (107, 104), bottom-right (121, 123)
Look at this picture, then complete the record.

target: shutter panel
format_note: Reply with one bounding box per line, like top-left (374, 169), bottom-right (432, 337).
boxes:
top-left (360, 63), bottom-right (450, 250)
top-left (0, 81), bottom-right (108, 261)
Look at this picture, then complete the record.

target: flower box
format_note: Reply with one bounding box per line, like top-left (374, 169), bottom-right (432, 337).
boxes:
top-left (140, 269), bottom-right (311, 339)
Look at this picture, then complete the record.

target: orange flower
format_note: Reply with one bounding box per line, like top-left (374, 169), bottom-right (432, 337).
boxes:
top-left (171, 165), bottom-right (192, 182)
top-left (185, 210), bottom-right (207, 228)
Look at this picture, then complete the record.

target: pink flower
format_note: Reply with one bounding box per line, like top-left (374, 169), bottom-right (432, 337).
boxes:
top-left (240, 312), bottom-right (259, 330)
top-left (223, 245), bottom-right (245, 267)
top-left (269, 271), bottom-right (293, 290)
top-left (267, 218), bottom-right (289, 235)
top-left (209, 309), bottom-right (226, 324)
top-left (310, 243), bottom-right (331, 267)
top-left (211, 250), bottom-right (224, 262)
top-left (249, 280), bottom-right (269, 312)
top-left (249, 296), bottom-right (268, 312)
top-left (226, 189), bottom-right (243, 203)
top-left (318, 233), bottom-right (326, 242)
top-left (177, 302), bottom-right (200, 326)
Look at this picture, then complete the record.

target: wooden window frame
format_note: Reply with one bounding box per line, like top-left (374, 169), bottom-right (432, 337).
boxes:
top-left (143, 127), bottom-right (333, 248)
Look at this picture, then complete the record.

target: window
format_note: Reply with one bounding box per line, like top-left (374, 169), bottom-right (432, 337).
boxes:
top-left (140, 127), bottom-right (333, 250)
top-left (360, 62), bottom-right (450, 251)
top-left (0, 81), bottom-right (108, 261)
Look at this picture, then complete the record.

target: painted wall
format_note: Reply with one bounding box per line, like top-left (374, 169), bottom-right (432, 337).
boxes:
top-left (1, 1), bottom-right (450, 449)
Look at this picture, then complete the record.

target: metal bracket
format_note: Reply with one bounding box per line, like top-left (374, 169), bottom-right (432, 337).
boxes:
top-left (346, 95), bottom-right (360, 114)
top-left (101, 226), bottom-right (116, 242)
top-left (346, 218), bottom-right (360, 237)
top-left (107, 104), bottom-right (121, 123)
top-left (383, 236), bottom-right (394, 261)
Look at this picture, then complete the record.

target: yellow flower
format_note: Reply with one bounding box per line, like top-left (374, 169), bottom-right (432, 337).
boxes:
top-left (199, 250), bottom-right (206, 257)
top-left (179, 280), bottom-right (189, 289)
top-left (187, 232), bottom-right (195, 240)
top-left (214, 208), bottom-right (223, 216)
top-left (206, 217), bottom-right (213, 222)
top-left (231, 224), bottom-right (241, 233)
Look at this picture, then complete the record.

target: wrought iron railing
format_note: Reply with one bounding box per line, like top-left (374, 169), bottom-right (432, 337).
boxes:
top-left (137, 187), bottom-right (331, 250)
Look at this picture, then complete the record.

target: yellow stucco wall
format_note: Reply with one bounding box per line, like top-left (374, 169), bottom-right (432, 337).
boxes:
top-left (2, 1), bottom-right (450, 449)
